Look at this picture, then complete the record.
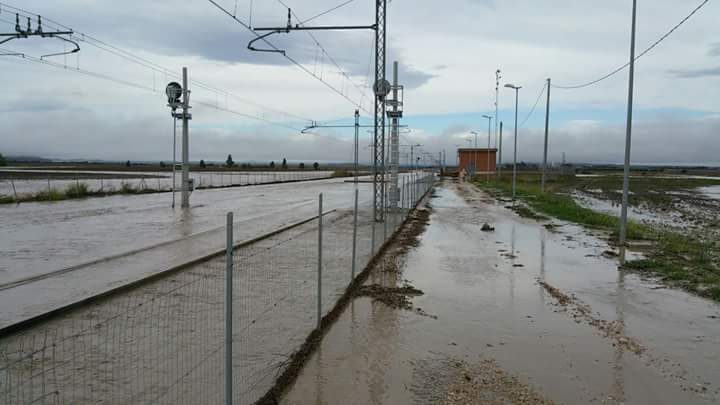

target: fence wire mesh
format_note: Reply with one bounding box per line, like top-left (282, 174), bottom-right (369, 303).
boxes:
top-left (0, 171), bottom-right (436, 405)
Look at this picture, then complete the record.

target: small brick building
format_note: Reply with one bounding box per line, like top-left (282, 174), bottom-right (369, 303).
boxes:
top-left (458, 148), bottom-right (497, 175)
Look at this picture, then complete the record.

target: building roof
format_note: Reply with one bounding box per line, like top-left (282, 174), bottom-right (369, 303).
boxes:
top-left (457, 148), bottom-right (498, 152)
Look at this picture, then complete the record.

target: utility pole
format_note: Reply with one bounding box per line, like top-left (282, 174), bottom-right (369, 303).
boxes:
top-left (495, 69), bottom-right (501, 148)
top-left (374, 0), bottom-right (389, 222)
top-left (388, 61), bottom-right (402, 210)
top-left (505, 84), bottom-right (522, 201)
top-left (498, 121), bottom-right (503, 179)
top-left (619, 0), bottom-right (638, 265)
top-left (541, 78), bottom-right (551, 192)
top-left (250, 3), bottom-right (383, 221)
top-left (354, 109), bottom-right (360, 186)
top-left (482, 115), bottom-right (492, 183)
top-left (165, 68), bottom-right (191, 208)
top-left (181, 67), bottom-right (192, 208)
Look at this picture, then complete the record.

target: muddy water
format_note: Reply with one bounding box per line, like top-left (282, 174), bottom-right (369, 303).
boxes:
top-left (283, 180), bottom-right (720, 404)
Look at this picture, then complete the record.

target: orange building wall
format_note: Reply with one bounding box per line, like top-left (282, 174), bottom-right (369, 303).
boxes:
top-left (458, 149), bottom-right (497, 173)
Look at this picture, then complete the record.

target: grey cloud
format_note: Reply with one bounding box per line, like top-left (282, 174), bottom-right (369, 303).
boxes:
top-left (709, 43), bottom-right (720, 57)
top-left (407, 117), bottom-right (720, 166)
top-left (670, 66), bottom-right (720, 78)
top-left (397, 64), bottom-right (436, 89)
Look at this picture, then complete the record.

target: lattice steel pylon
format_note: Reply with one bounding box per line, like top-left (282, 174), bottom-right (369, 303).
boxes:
top-left (373, 0), bottom-right (388, 222)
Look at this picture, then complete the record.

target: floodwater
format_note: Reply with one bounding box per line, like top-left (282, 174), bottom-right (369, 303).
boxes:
top-left (0, 173), bottom-right (423, 329)
top-left (0, 169), bottom-right (332, 195)
top-left (283, 180), bottom-right (720, 404)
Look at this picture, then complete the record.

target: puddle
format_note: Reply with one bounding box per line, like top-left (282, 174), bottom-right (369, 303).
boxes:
top-left (283, 180), bottom-right (720, 404)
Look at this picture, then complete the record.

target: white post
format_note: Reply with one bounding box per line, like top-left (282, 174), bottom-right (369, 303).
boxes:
top-left (317, 193), bottom-right (323, 330)
top-left (351, 188), bottom-right (358, 282)
top-left (390, 61), bottom-right (400, 210)
top-left (181, 67), bottom-right (191, 208)
top-left (619, 0), bottom-right (638, 265)
top-left (172, 117), bottom-right (177, 208)
top-left (225, 212), bottom-right (233, 405)
top-left (541, 78), bottom-right (551, 192)
top-left (512, 88), bottom-right (519, 201)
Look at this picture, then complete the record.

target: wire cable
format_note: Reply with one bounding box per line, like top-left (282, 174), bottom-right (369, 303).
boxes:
top-left (518, 83), bottom-right (547, 129)
top-left (0, 48), bottom-right (307, 131)
top-left (278, 0), bottom-right (369, 108)
top-left (206, 0), bottom-right (372, 115)
top-left (298, 0), bottom-right (357, 25)
top-left (553, 0), bottom-right (711, 89)
top-left (0, 1), bottom-right (315, 124)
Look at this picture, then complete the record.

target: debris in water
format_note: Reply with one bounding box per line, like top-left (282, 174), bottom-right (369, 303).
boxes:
top-left (481, 223), bottom-right (495, 232)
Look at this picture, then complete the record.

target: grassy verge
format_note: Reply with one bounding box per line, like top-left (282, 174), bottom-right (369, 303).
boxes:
top-left (1, 182), bottom-right (164, 204)
top-left (474, 175), bottom-right (720, 301)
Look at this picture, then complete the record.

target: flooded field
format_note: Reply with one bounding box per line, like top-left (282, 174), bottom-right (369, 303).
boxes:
top-left (283, 180), bottom-right (720, 404)
top-left (0, 169), bottom-right (333, 196)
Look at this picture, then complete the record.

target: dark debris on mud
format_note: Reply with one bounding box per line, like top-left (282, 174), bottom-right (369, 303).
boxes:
top-left (355, 284), bottom-right (423, 308)
top-left (539, 281), bottom-right (645, 355)
top-left (440, 357), bottom-right (555, 405)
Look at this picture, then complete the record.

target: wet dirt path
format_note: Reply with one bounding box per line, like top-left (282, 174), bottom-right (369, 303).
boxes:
top-left (282, 180), bottom-right (720, 404)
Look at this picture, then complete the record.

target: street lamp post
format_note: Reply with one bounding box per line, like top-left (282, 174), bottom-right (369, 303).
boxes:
top-left (505, 83), bottom-right (521, 201)
top-left (482, 114), bottom-right (492, 183)
top-left (470, 131), bottom-right (479, 178)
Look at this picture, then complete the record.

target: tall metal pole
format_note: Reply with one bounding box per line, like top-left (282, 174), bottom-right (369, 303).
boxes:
top-left (181, 67), bottom-right (191, 208)
top-left (317, 193), bottom-right (323, 329)
top-left (541, 78), bottom-right (551, 192)
top-left (351, 188), bottom-right (358, 281)
top-left (619, 0), bottom-right (638, 265)
top-left (495, 69), bottom-right (501, 149)
top-left (390, 61), bottom-right (400, 209)
top-left (172, 117), bottom-right (177, 208)
top-left (373, 0), bottom-right (387, 223)
top-left (225, 212), bottom-right (233, 405)
top-left (354, 109), bottom-right (360, 185)
top-left (512, 88), bottom-right (519, 200)
top-left (498, 122), bottom-right (503, 179)
top-left (486, 116), bottom-right (492, 183)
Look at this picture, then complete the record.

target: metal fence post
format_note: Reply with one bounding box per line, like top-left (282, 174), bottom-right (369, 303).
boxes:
top-left (317, 193), bottom-right (323, 330)
top-left (351, 188), bottom-right (358, 282)
top-left (371, 217), bottom-right (376, 256)
top-left (225, 212), bottom-right (233, 405)
top-left (10, 177), bottom-right (18, 201)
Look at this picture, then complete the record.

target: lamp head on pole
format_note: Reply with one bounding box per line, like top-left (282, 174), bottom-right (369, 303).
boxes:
top-left (482, 115), bottom-right (492, 120)
top-left (504, 84), bottom-right (522, 90)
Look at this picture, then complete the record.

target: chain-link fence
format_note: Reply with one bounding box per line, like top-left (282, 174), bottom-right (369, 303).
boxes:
top-left (0, 171), bottom-right (435, 405)
top-left (0, 171), bottom-right (333, 199)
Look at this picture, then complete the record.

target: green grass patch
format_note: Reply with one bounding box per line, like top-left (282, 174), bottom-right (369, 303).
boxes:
top-left (474, 175), bottom-right (720, 302)
top-left (65, 182), bottom-right (90, 198)
top-left (35, 188), bottom-right (66, 201)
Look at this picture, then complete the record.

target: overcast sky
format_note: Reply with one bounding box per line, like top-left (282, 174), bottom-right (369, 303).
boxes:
top-left (0, 0), bottom-right (718, 165)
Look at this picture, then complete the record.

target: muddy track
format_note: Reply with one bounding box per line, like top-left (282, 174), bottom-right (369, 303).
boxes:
top-left (255, 193), bottom-right (435, 405)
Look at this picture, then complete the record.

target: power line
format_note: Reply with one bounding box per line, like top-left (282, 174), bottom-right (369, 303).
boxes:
top-left (299, 0), bottom-right (357, 25)
top-left (206, 0), bottom-right (371, 115)
top-left (278, 0), bottom-right (369, 109)
top-left (518, 82), bottom-right (547, 129)
top-left (0, 1), bottom-right (315, 124)
top-left (553, 0), bottom-right (711, 90)
top-left (0, 47), bottom-right (307, 131)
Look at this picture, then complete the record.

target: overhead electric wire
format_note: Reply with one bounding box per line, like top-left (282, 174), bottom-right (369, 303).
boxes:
top-left (0, 47), bottom-right (308, 131)
top-left (0, 1), bottom-right (314, 124)
top-left (206, 0), bottom-right (371, 115)
top-left (553, 0), bottom-right (711, 89)
top-left (298, 0), bottom-right (357, 25)
top-left (278, 0), bottom-right (369, 109)
top-left (518, 83), bottom-right (547, 129)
